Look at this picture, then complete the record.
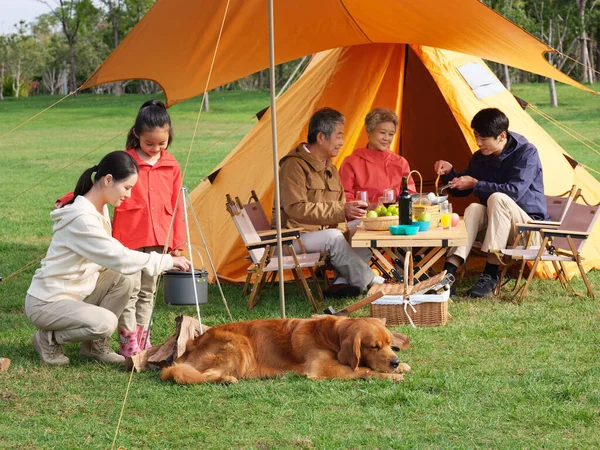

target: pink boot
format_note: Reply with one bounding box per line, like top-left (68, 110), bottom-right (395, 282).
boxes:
top-left (118, 329), bottom-right (139, 357)
top-left (136, 325), bottom-right (152, 350)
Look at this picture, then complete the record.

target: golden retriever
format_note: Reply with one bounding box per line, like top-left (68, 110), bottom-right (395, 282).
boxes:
top-left (160, 315), bottom-right (408, 384)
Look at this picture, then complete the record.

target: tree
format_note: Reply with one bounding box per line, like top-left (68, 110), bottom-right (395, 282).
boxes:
top-left (98, 0), bottom-right (125, 95)
top-left (5, 22), bottom-right (44, 98)
top-left (576, 0), bottom-right (596, 83)
top-left (528, 0), bottom-right (578, 106)
top-left (38, 0), bottom-right (99, 93)
top-left (0, 36), bottom-right (7, 100)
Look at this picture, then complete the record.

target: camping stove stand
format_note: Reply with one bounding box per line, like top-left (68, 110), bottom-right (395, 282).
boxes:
top-left (142, 187), bottom-right (232, 350)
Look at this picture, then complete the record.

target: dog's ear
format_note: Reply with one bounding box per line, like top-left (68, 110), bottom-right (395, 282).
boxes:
top-left (374, 317), bottom-right (387, 326)
top-left (338, 329), bottom-right (361, 371)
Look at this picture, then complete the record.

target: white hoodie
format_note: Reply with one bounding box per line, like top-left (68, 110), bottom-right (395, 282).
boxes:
top-left (28, 195), bottom-right (174, 302)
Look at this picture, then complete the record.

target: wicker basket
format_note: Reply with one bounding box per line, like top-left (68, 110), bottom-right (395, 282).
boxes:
top-left (361, 215), bottom-right (398, 231)
top-left (409, 169), bottom-right (441, 227)
top-left (368, 252), bottom-right (449, 327)
top-left (412, 204), bottom-right (441, 228)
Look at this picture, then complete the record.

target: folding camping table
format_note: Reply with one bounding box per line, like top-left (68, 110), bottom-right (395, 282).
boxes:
top-left (352, 220), bottom-right (468, 279)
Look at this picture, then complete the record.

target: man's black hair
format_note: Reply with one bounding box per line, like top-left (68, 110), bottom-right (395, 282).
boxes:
top-left (470, 108), bottom-right (509, 138)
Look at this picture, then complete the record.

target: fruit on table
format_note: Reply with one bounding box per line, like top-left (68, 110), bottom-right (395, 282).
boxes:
top-left (451, 213), bottom-right (460, 227)
top-left (366, 204), bottom-right (398, 218)
top-left (417, 211), bottom-right (431, 222)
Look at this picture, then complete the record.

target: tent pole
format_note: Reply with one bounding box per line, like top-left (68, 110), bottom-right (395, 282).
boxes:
top-left (268, 0), bottom-right (286, 318)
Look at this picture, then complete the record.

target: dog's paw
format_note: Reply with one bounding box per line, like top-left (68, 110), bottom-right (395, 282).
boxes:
top-left (221, 376), bottom-right (239, 384)
top-left (389, 373), bottom-right (404, 382)
top-left (398, 363), bottom-right (411, 373)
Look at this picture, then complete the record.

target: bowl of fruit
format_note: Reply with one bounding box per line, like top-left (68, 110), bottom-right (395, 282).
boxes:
top-left (361, 204), bottom-right (399, 230)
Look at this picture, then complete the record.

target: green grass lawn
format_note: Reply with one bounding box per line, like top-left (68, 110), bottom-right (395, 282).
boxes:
top-left (1, 85), bottom-right (600, 449)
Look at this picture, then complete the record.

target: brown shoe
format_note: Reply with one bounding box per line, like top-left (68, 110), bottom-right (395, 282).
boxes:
top-left (80, 338), bottom-right (125, 365)
top-left (32, 330), bottom-right (70, 366)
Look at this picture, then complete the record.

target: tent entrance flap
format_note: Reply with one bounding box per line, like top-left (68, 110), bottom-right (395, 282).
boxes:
top-left (400, 47), bottom-right (474, 214)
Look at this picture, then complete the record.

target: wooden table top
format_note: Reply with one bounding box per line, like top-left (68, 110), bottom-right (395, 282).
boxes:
top-left (352, 220), bottom-right (468, 248)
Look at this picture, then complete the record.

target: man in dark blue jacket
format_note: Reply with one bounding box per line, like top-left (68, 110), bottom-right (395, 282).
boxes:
top-left (434, 108), bottom-right (548, 297)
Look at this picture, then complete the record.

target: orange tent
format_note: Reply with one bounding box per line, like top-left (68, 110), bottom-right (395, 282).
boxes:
top-left (81, 0), bottom-right (593, 103)
top-left (183, 44), bottom-right (600, 282)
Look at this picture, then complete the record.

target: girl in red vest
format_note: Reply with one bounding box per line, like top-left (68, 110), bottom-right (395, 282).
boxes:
top-left (112, 100), bottom-right (185, 356)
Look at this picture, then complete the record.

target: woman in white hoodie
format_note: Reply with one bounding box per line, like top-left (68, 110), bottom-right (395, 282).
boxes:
top-left (25, 151), bottom-right (191, 366)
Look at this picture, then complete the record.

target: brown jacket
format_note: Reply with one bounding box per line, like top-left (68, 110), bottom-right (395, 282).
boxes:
top-left (276, 144), bottom-right (347, 232)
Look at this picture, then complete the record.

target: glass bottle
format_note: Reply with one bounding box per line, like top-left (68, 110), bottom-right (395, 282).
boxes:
top-left (398, 176), bottom-right (412, 225)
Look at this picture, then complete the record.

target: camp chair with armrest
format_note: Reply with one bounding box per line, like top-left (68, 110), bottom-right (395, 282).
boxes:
top-left (495, 191), bottom-right (600, 303)
top-left (234, 191), bottom-right (334, 287)
top-left (226, 196), bottom-right (324, 311)
top-left (462, 185), bottom-right (578, 277)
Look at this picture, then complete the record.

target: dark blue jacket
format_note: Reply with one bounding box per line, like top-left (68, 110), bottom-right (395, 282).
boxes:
top-left (443, 132), bottom-right (548, 220)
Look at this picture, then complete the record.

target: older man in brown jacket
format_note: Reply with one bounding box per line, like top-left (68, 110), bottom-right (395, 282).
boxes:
top-left (276, 107), bottom-right (384, 298)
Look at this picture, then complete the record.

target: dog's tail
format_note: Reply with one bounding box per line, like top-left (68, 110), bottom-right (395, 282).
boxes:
top-left (160, 363), bottom-right (207, 385)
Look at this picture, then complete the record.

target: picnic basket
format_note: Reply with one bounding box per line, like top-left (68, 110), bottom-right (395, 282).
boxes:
top-left (368, 251), bottom-right (450, 327)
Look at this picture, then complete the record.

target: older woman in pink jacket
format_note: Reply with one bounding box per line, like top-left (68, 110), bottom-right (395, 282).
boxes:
top-left (340, 108), bottom-right (415, 210)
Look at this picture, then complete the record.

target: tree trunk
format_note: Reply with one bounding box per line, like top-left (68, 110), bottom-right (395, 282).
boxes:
top-left (0, 62), bottom-right (4, 100)
top-left (203, 92), bottom-right (209, 112)
top-left (68, 39), bottom-right (77, 93)
top-left (502, 64), bottom-right (511, 91)
top-left (577, 0), bottom-right (595, 83)
top-left (548, 78), bottom-right (558, 107)
top-left (109, 1), bottom-right (122, 96)
top-left (12, 57), bottom-right (22, 98)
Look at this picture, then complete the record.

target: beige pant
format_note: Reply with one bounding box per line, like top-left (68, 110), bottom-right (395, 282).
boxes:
top-left (25, 270), bottom-right (132, 344)
top-left (447, 192), bottom-right (537, 261)
top-left (118, 246), bottom-right (163, 331)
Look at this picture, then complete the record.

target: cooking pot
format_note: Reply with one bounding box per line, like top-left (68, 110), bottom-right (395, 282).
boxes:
top-left (163, 269), bottom-right (208, 306)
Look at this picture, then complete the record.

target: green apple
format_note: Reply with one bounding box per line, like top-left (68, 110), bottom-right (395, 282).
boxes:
top-left (417, 211), bottom-right (432, 222)
top-left (366, 210), bottom-right (378, 218)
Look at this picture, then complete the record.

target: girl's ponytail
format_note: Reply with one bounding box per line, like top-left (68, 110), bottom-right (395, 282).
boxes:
top-left (126, 126), bottom-right (139, 150)
top-left (126, 99), bottom-right (173, 150)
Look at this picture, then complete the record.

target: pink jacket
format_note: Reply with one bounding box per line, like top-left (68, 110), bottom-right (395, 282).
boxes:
top-left (339, 147), bottom-right (416, 202)
top-left (112, 149), bottom-right (185, 251)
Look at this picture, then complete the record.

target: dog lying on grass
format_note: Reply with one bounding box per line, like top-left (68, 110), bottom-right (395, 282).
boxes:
top-left (160, 315), bottom-right (410, 384)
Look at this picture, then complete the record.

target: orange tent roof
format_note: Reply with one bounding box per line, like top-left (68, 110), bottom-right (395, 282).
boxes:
top-left (81, 0), bottom-right (594, 105)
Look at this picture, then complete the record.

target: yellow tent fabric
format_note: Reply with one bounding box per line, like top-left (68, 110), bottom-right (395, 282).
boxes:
top-left (188, 43), bottom-right (600, 282)
top-left (81, 0), bottom-right (594, 104)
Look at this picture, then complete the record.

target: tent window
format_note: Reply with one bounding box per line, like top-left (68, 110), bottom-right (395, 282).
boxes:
top-left (457, 62), bottom-right (505, 99)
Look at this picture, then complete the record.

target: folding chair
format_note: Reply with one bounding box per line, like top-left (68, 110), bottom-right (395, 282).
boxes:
top-left (496, 191), bottom-right (600, 303)
top-left (234, 191), bottom-right (333, 287)
top-left (462, 185), bottom-right (578, 277)
top-left (226, 196), bottom-right (325, 311)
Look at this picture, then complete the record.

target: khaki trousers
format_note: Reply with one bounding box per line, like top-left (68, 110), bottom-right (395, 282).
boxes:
top-left (25, 270), bottom-right (132, 344)
top-left (118, 246), bottom-right (162, 331)
top-left (447, 192), bottom-right (537, 261)
top-left (296, 228), bottom-right (374, 290)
